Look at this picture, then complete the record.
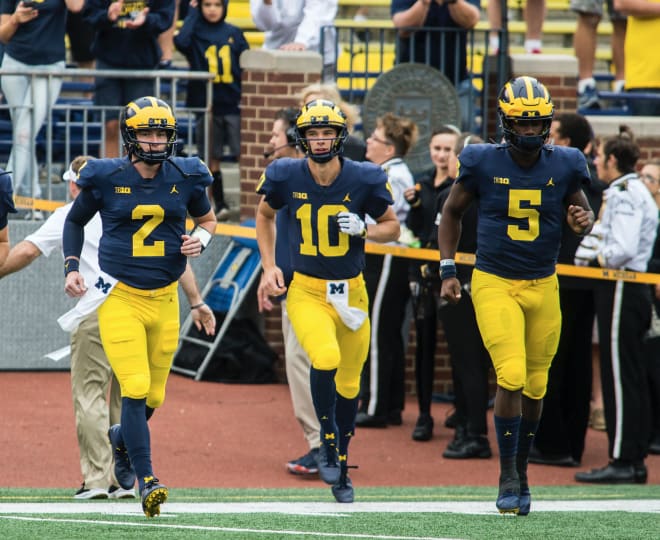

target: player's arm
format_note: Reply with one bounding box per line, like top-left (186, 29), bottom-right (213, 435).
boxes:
top-left (565, 189), bottom-right (595, 237)
top-left (613, 0), bottom-right (660, 16)
top-left (367, 206), bottom-right (400, 243)
top-left (0, 225), bottom-right (8, 267)
top-left (62, 190), bottom-right (98, 297)
top-left (437, 182), bottom-right (474, 304)
top-left (255, 195), bottom-right (286, 298)
top-left (179, 262), bottom-right (216, 336)
top-left (0, 240), bottom-right (41, 278)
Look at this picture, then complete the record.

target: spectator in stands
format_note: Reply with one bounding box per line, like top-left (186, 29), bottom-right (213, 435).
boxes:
top-left (83, 0), bottom-right (175, 158)
top-left (0, 167), bottom-right (16, 264)
top-left (250, 0), bottom-right (338, 81)
top-left (257, 107), bottom-right (323, 478)
top-left (487, 0), bottom-right (546, 54)
top-left (0, 156), bottom-right (133, 500)
top-left (356, 113), bottom-right (416, 428)
top-left (530, 112), bottom-right (606, 468)
top-left (390, 0), bottom-right (480, 86)
top-left (298, 82), bottom-right (366, 162)
top-left (174, 0), bottom-right (249, 221)
top-left (575, 126), bottom-right (657, 485)
top-left (572, 0), bottom-right (627, 110)
top-left (66, 7), bottom-right (95, 83)
top-left (157, 0), bottom-right (181, 68)
top-left (0, 0), bottom-right (84, 215)
top-left (614, 0), bottom-right (660, 116)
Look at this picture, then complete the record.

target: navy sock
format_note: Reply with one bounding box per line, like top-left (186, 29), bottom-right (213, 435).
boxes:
top-left (121, 397), bottom-right (153, 491)
top-left (517, 417), bottom-right (539, 490)
top-left (335, 393), bottom-right (358, 463)
top-left (310, 367), bottom-right (338, 449)
top-left (494, 415), bottom-right (521, 480)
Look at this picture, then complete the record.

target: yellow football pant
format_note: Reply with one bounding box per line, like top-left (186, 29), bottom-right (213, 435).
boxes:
top-left (286, 272), bottom-right (370, 399)
top-left (470, 268), bottom-right (561, 399)
top-left (97, 281), bottom-right (179, 409)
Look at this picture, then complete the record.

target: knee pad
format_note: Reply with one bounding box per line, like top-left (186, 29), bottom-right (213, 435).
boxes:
top-left (146, 389), bottom-right (166, 410)
top-left (494, 356), bottom-right (526, 392)
top-left (524, 364), bottom-right (549, 400)
top-left (334, 370), bottom-right (361, 400)
top-left (310, 343), bottom-right (340, 372)
top-left (121, 373), bottom-right (151, 399)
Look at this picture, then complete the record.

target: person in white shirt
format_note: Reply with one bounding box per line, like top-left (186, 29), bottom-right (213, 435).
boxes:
top-left (249, 0), bottom-right (337, 80)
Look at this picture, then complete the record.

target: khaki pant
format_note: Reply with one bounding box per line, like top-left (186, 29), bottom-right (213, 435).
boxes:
top-left (282, 301), bottom-right (320, 450)
top-left (70, 312), bottom-right (122, 490)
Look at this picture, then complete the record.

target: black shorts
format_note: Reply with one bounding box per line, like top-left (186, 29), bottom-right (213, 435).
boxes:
top-left (66, 11), bottom-right (95, 64)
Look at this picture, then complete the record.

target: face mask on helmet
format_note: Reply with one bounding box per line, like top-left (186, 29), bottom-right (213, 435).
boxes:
top-left (295, 99), bottom-right (347, 163)
top-left (120, 96), bottom-right (177, 164)
top-left (498, 76), bottom-right (554, 154)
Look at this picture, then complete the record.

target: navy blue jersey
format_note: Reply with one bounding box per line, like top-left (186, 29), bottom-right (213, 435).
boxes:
top-left (457, 144), bottom-right (590, 279)
top-left (68, 157), bottom-right (212, 288)
top-left (83, 0), bottom-right (175, 68)
top-left (0, 170), bottom-right (16, 228)
top-left (0, 0), bottom-right (68, 65)
top-left (174, 7), bottom-right (249, 114)
top-left (257, 158), bottom-right (393, 280)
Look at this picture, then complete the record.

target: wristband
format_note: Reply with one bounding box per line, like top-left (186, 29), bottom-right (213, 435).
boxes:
top-left (64, 258), bottom-right (80, 277)
top-left (191, 225), bottom-right (213, 251)
top-left (439, 258), bottom-right (457, 280)
top-left (190, 302), bottom-right (206, 310)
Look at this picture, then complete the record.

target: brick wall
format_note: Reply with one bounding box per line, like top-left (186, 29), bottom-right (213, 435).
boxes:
top-left (238, 50), bottom-right (660, 392)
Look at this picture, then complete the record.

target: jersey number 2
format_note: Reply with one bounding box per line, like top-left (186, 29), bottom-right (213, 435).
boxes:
top-left (132, 205), bottom-right (165, 257)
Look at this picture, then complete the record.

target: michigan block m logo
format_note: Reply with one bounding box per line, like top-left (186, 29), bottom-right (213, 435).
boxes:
top-left (95, 277), bottom-right (112, 294)
top-left (328, 283), bottom-right (345, 295)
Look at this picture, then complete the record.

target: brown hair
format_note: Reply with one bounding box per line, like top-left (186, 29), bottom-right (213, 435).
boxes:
top-left (602, 125), bottom-right (640, 174)
top-left (377, 113), bottom-right (418, 158)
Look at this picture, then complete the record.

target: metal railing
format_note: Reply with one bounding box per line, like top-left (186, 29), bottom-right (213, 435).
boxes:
top-left (0, 67), bottom-right (214, 201)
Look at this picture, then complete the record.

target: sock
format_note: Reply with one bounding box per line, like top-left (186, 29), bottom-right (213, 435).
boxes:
top-left (310, 367), bottom-right (338, 449)
top-left (613, 79), bottom-right (626, 93)
top-left (494, 415), bottom-right (521, 483)
top-left (121, 397), bottom-right (153, 492)
top-left (335, 393), bottom-right (358, 463)
top-left (211, 170), bottom-right (226, 210)
top-left (516, 417), bottom-right (539, 492)
top-left (524, 39), bottom-right (542, 53)
top-left (578, 78), bottom-right (596, 94)
top-left (145, 406), bottom-right (155, 421)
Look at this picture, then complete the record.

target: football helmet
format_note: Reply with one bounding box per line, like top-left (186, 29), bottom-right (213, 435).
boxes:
top-left (498, 76), bottom-right (554, 153)
top-left (295, 99), bottom-right (347, 163)
top-left (120, 96), bottom-right (177, 164)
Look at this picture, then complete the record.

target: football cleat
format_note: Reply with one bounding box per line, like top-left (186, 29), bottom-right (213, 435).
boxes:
top-left (318, 442), bottom-right (341, 485)
top-left (496, 476), bottom-right (520, 515)
top-left (141, 477), bottom-right (168, 518)
top-left (331, 464), bottom-right (357, 503)
top-left (286, 448), bottom-right (319, 475)
top-left (108, 424), bottom-right (136, 490)
top-left (518, 487), bottom-right (531, 516)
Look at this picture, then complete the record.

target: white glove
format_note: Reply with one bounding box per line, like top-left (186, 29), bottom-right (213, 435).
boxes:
top-left (336, 211), bottom-right (366, 238)
top-left (574, 224), bottom-right (603, 266)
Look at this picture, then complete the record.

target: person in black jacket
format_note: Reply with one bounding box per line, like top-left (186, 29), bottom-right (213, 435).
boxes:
top-left (83, 0), bottom-right (175, 158)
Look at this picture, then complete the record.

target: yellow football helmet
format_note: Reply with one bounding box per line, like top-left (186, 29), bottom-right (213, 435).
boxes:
top-left (497, 76), bottom-right (554, 153)
top-left (295, 99), bottom-right (347, 163)
top-left (120, 96), bottom-right (177, 163)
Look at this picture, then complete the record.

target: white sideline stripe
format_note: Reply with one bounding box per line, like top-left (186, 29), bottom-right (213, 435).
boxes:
top-left (0, 500), bottom-right (658, 515)
top-left (0, 516), bottom-right (457, 540)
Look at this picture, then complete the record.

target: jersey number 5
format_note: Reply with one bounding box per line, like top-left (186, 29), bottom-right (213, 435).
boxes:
top-left (507, 189), bottom-right (541, 241)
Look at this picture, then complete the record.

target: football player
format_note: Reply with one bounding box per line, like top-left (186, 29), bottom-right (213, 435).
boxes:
top-left (255, 100), bottom-right (400, 502)
top-left (62, 96), bottom-right (217, 517)
top-left (438, 76), bottom-right (595, 515)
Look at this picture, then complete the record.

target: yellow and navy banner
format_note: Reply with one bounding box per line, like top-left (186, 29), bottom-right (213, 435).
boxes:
top-left (17, 195), bottom-right (660, 286)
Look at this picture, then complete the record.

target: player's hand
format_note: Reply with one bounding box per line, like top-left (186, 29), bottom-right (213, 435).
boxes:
top-left (191, 303), bottom-right (216, 336)
top-left (440, 277), bottom-right (462, 305)
top-left (336, 211), bottom-right (366, 237)
top-left (257, 273), bottom-right (274, 312)
top-left (261, 266), bottom-right (287, 299)
top-left (64, 271), bottom-right (88, 298)
top-left (567, 205), bottom-right (594, 235)
top-left (180, 234), bottom-right (203, 257)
